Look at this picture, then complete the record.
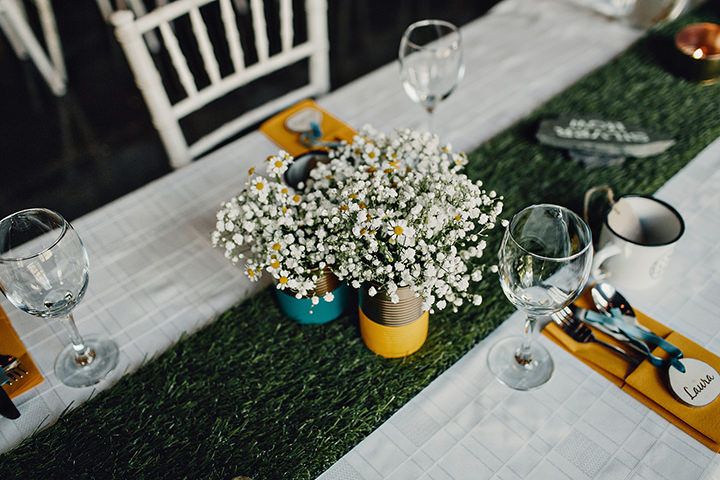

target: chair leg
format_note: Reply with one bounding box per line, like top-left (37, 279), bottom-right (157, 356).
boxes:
top-left (0, 11), bottom-right (28, 58)
top-left (1, 0), bottom-right (66, 95)
top-left (35, 0), bottom-right (66, 80)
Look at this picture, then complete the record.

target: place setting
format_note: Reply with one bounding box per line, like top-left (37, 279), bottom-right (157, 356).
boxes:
top-left (482, 181), bottom-right (720, 451)
top-left (0, 208), bottom-right (121, 421)
top-left (544, 285), bottom-right (720, 450)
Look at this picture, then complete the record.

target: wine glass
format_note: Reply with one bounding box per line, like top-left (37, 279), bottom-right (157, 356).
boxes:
top-left (0, 208), bottom-right (118, 388)
top-left (399, 19), bottom-right (465, 132)
top-left (487, 204), bottom-right (593, 390)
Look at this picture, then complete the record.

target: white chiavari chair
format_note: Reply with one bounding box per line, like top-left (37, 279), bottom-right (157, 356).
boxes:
top-left (110, 0), bottom-right (329, 168)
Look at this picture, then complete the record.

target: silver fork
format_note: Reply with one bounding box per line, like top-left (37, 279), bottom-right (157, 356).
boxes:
top-left (0, 355), bottom-right (28, 383)
top-left (551, 307), bottom-right (639, 365)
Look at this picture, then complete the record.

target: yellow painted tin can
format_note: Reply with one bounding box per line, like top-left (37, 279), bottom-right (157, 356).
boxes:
top-left (358, 284), bottom-right (429, 358)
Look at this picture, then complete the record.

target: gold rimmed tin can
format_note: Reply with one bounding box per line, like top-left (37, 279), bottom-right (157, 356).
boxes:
top-left (304, 266), bottom-right (341, 298)
top-left (275, 267), bottom-right (348, 324)
top-left (359, 283), bottom-right (429, 358)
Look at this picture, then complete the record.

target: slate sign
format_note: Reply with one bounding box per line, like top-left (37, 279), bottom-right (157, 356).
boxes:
top-left (537, 116), bottom-right (675, 158)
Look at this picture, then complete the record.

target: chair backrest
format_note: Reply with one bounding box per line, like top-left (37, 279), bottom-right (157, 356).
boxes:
top-left (111, 0), bottom-right (329, 168)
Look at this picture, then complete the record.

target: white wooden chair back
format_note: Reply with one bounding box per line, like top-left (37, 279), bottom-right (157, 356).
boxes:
top-left (111, 0), bottom-right (329, 168)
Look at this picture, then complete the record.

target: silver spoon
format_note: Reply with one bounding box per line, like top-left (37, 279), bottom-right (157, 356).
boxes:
top-left (590, 282), bottom-right (647, 330)
top-left (589, 282), bottom-right (650, 354)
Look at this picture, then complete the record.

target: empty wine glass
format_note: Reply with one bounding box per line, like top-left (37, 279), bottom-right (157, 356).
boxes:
top-left (399, 19), bottom-right (465, 133)
top-left (488, 204), bottom-right (593, 390)
top-left (0, 208), bottom-right (118, 388)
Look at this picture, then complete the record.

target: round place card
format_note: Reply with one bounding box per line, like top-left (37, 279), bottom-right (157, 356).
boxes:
top-left (284, 108), bottom-right (323, 133)
top-left (667, 357), bottom-right (720, 407)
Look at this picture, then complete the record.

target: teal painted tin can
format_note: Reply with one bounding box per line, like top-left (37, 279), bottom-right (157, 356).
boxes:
top-left (274, 268), bottom-right (348, 324)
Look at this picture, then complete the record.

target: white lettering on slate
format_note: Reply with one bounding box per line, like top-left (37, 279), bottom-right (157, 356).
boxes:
top-left (554, 118), bottom-right (649, 144)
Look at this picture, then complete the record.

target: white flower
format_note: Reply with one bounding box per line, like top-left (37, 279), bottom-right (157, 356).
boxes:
top-left (250, 176), bottom-right (267, 193)
top-left (387, 220), bottom-right (415, 245)
top-left (266, 152), bottom-right (291, 176)
top-left (323, 291), bottom-right (335, 302)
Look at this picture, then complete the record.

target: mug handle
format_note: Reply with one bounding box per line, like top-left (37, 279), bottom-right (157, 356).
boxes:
top-left (591, 242), bottom-right (622, 279)
top-left (583, 186), bottom-right (615, 225)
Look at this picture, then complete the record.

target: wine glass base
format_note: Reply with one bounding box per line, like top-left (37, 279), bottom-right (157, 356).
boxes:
top-left (54, 335), bottom-right (119, 388)
top-left (487, 336), bottom-right (553, 391)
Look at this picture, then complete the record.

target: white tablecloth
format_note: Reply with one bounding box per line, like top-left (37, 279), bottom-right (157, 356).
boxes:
top-left (1, 1), bottom-right (717, 477)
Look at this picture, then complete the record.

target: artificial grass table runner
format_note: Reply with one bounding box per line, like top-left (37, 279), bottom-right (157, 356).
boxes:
top-left (3, 4), bottom-right (720, 479)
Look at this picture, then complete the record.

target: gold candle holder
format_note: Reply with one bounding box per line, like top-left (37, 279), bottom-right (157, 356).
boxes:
top-left (675, 23), bottom-right (720, 85)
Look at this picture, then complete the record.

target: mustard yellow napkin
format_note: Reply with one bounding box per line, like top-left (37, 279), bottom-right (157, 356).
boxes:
top-left (0, 305), bottom-right (43, 398)
top-left (259, 98), bottom-right (356, 156)
top-left (543, 289), bottom-right (720, 452)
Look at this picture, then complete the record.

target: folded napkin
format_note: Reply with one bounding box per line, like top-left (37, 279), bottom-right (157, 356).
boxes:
top-left (0, 305), bottom-right (43, 398)
top-left (543, 290), bottom-right (720, 452)
top-left (259, 98), bottom-right (356, 156)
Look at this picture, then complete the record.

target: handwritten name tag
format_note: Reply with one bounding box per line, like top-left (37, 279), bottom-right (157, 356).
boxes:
top-left (668, 358), bottom-right (720, 407)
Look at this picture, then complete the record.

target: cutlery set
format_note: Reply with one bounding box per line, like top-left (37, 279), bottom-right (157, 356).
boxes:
top-left (552, 307), bottom-right (641, 367)
top-left (553, 282), bottom-right (720, 407)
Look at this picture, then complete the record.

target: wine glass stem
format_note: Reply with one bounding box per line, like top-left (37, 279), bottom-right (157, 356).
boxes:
top-left (515, 314), bottom-right (538, 366)
top-left (425, 109), bottom-right (434, 134)
top-left (59, 314), bottom-right (95, 366)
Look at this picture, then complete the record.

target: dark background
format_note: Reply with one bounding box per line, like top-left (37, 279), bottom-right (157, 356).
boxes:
top-left (0, 1), bottom-right (499, 221)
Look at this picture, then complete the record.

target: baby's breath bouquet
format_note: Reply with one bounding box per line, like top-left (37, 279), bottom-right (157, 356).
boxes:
top-left (308, 127), bottom-right (504, 313)
top-left (211, 151), bottom-right (342, 304)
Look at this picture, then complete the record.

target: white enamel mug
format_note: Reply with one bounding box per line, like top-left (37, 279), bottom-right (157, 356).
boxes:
top-left (592, 195), bottom-right (684, 289)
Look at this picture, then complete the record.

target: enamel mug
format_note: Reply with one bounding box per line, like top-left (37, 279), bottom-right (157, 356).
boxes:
top-left (592, 194), bottom-right (684, 289)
